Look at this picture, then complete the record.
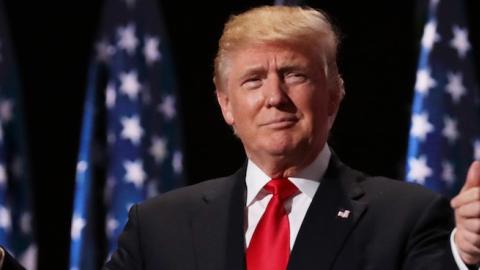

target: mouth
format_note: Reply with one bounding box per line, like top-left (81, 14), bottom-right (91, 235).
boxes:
top-left (260, 116), bottom-right (299, 129)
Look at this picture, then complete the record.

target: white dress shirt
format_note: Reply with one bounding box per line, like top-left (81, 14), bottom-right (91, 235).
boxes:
top-left (243, 144), bottom-right (473, 268)
top-left (244, 145), bottom-right (330, 250)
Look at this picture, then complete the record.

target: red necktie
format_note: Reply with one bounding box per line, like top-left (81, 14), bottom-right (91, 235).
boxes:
top-left (246, 178), bottom-right (299, 270)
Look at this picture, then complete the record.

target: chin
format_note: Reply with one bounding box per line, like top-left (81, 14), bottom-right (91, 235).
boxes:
top-left (263, 141), bottom-right (301, 157)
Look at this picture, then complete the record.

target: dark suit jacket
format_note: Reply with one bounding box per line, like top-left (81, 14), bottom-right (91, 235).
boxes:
top-left (105, 156), bottom-right (458, 270)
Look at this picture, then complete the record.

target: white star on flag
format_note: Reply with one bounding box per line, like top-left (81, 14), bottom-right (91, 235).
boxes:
top-left (410, 112), bottom-right (434, 141)
top-left (121, 116), bottom-right (143, 145)
top-left (415, 69), bottom-right (437, 95)
top-left (445, 72), bottom-right (466, 103)
top-left (449, 25), bottom-right (470, 58)
top-left (0, 207), bottom-right (11, 231)
top-left (106, 82), bottom-right (117, 108)
top-left (442, 117), bottom-right (459, 143)
top-left (158, 95), bottom-right (176, 120)
top-left (120, 116), bottom-right (144, 145)
top-left (441, 161), bottom-right (455, 186)
top-left (119, 71), bottom-right (142, 100)
top-left (408, 156), bottom-right (433, 185)
top-left (144, 36), bottom-right (162, 65)
top-left (76, 161), bottom-right (88, 173)
top-left (71, 216), bottom-right (86, 240)
top-left (106, 216), bottom-right (119, 238)
top-left (172, 151), bottom-right (183, 174)
top-left (123, 160), bottom-right (146, 188)
top-left (0, 164), bottom-right (6, 186)
top-left (0, 99), bottom-right (13, 123)
top-left (150, 136), bottom-right (167, 163)
top-left (117, 23), bottom-right (138, 55)
top-left (421, 21), bottom-right (440, 50)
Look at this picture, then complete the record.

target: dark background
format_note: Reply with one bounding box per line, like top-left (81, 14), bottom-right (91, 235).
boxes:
top-left (2, 0), bottom-right (480, 269)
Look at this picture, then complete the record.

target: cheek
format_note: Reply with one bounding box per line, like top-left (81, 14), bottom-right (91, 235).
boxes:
top-left (231, 92), bottom-right (264, 118)
top-left (301, 91), bottom-right (330, 127)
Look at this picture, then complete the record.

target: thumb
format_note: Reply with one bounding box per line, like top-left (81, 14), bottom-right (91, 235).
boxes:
top-left (461, 161), bottom-right (480, 192)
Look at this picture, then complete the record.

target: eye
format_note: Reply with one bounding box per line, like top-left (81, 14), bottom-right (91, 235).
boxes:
top-left (284, 72), bottom-right (307, 84)
top-left (242, 77), bottom-right (262, 89)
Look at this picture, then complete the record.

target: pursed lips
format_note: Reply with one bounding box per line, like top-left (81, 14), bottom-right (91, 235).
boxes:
top-left (260, 116), bottom-right (299, 128)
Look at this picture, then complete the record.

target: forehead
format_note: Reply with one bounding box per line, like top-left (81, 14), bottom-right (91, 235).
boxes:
top-left (227, 43), bottom-right (318, 77)
top-left (230, 42), bottom-right (313, 67)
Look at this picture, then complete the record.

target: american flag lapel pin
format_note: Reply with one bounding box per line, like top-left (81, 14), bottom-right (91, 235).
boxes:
top-left (337, 209), bottom-right (350, 219)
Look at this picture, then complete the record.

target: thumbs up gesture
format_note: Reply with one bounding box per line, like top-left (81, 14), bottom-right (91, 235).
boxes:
top-left (451, 161), bottom-right (480, 265)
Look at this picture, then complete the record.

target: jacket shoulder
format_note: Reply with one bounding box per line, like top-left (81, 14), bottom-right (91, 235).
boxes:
top-left (136, 175), bottom-right (234, 215)
top-left (361, 174), bottom-right (444, 202)
top-left (336, 161), bottom-right (447, 212)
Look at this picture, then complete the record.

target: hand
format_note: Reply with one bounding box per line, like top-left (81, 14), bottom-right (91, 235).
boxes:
top-left (0, 246), bottom-right (4, 268)
top-left (451, 161), bottom-right (480, 265)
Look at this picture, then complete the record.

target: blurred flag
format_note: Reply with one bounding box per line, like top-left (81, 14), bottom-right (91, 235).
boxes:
top-left (69, 0), bottom-right (184, 269)
top-left (406, 0), bottom-right (480, 198)
top-left (274, 0), bottom-right (304, 6)
top-left (0, 2), bottom-right (36, 269)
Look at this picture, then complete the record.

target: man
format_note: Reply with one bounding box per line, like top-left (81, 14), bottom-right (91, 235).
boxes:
top-left (105, 5), bottom-right (480, 269)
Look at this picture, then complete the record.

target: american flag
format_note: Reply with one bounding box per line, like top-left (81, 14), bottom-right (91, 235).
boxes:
top-left (406, 0), bottom-right (480, 198)
top-left (0, 2), bottom-right (36, 269)
top-left (69, 0), bottom-right (184, 269)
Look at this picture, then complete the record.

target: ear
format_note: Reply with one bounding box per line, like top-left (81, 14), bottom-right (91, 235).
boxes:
top-left (327, 75), bottom-right (344, 116)
top-left (216, 89), bottom-right (235, 126)
top-left (327, 76), bottom-right (344, 128)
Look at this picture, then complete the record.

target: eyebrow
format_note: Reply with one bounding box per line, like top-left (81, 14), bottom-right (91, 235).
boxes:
top-left (278, 64), bottom-right (307, 74)
top-left (237, 65), bottom-right (267, 81)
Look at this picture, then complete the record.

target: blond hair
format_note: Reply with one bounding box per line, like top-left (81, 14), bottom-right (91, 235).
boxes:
top-left (213, 5), bottom-right (344, 96)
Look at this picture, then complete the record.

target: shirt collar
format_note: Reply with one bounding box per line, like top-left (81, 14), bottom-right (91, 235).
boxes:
top-left (245, 144), bottom-right (331, 206)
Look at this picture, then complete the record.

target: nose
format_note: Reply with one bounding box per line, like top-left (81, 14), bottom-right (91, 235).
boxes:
top-left (264, 73), bottom-right (289, 108)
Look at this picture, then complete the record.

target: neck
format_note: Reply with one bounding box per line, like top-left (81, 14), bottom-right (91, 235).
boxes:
top-left (246, 145), bottom-right (326, 178)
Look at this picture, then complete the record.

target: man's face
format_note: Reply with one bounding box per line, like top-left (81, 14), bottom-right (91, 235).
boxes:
top-left (217, 42), bottom-right (340, 168)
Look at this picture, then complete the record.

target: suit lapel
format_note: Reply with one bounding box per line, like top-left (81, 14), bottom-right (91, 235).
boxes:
top-left (288, 155), bottom-right (368, 270)
top-left (191, 167), bottom-right (247, 270)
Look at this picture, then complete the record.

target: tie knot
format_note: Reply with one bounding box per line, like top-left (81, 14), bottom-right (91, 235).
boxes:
top-left (264, 178), bottom-right (298, 201)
